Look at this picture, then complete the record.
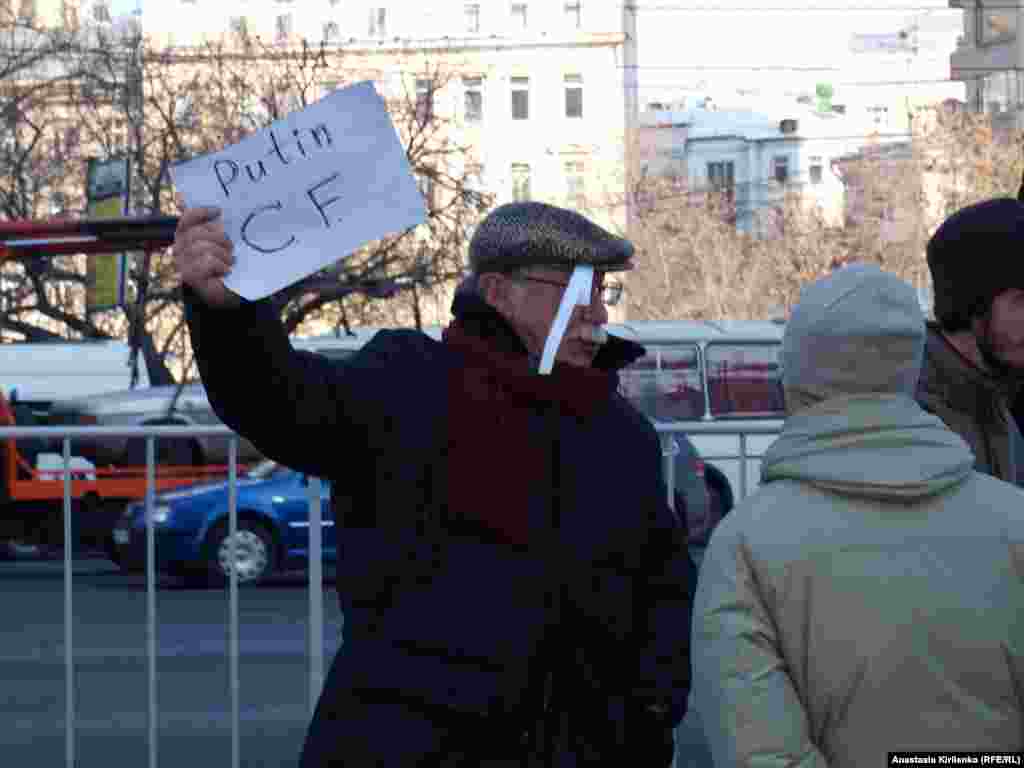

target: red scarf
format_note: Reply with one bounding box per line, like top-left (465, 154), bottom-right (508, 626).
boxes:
top-left (442, 320), bottom-right (617, 547)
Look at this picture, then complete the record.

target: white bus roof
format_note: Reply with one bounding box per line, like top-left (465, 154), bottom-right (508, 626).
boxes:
top-left (607, 319), bottom-right (785, 344)
top-left (294, 320), bottom-right (783, 351)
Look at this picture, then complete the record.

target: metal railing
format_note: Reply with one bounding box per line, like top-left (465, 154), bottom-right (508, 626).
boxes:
top-left (2, 421), bottom-right (783, 767)
top-left (0, 424), bottom-right (327, 768)
top-left (656, 421), bottom-right (782, 503)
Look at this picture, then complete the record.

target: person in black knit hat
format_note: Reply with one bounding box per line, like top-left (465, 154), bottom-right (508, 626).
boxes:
top-left (917, 195), bottom-right (1024, 484)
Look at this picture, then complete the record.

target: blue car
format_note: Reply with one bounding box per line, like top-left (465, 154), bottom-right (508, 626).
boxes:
top-left (108, 460), bottom-right (335, 585)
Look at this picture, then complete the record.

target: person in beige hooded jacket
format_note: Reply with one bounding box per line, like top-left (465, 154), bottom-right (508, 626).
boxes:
top-left (691, 264), bottom-right (1024, 767)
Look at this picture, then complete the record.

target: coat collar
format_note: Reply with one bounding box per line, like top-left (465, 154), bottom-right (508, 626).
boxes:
top-left (448, 291), bottom-right (645, 374)
top-left (920, 323), bottom-right (1018, 419)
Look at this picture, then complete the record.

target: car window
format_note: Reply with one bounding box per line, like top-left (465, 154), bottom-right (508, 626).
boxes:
top-left (705, 343), bottom-right (784, 417)
top-left (620, 344), bottom-right (704, 422)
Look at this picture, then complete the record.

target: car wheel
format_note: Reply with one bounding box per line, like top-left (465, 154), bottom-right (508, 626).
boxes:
top-left (203, 519), bottom-right (276, 587)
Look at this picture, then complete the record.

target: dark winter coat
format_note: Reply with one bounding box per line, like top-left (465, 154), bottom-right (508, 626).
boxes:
top-left (184, 287), bottom-right (694, 767)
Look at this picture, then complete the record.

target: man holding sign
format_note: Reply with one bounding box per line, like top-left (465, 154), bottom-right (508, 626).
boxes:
top-left (174, 86), bottom-right (692, 766)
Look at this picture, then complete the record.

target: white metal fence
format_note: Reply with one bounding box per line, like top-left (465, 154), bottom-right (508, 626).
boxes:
top-left (1, 421), bottom-right (780, 767)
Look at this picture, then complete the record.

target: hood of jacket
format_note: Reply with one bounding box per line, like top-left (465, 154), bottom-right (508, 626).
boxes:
top-left (761, 393), bottom-right (974, 501)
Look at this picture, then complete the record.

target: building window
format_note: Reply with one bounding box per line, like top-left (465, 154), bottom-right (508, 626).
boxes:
top-left (229, 15), bottom-right (249, 37)
top-left (369, 7), bottom-right (387, 37)
top-left (707, 160), bottom-right (735, 199)
top-left (564, 74), bottom-right (583, 118)
top-left (511, 2), bottom-right (527, 29)
top-left (323, 21), bottom-right (340, 41)
top-left (465, 3), bottom-right (480, 33)
top-left (463, 163), bottom-right (487, 209)
top-left (565, 1), bottom-right (581, 28)
top-left (275, 13), bottom-right (293, 42)
top-left (511, 163), bottom-right (531, 201)
top-left (772, 156), bottom-right (789, 184)
top-left (93, 1), bottom-right (111, 23)
top-left (415, 78), bottom-right (434, 123)
top-left (463, 77), bottom-right (483, 122)
top-left (809, 157), bottom-right (823, 185)
top-left (977, 1), bottom-right (1017, 46)
top-left (174, 94), bottom-right (198, 129)
top-left (981, 70), bottom-right (1024, 114)
top-left (511, 76), bottom-right (529, 120)
top-left (565, 160), bottom-right (586, 209)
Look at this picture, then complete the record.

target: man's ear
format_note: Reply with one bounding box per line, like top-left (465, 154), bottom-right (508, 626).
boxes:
top-left (477, 272), bottom-right (506, 309)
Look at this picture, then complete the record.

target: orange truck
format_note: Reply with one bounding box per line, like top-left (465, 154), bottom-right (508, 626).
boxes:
top-left (0, 216), bottom-right (244, 557)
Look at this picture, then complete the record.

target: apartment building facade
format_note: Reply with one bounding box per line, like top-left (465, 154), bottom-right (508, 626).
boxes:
top-left (949, 0), bottom-right (1024, 130)
top-left (139, 0), bottom-right (635, 238)
top-left (638, 100), bottom-right (875, 234)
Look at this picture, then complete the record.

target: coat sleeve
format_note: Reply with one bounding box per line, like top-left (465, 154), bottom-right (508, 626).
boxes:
top-left (184, 286), bottom-right (395, 478)
top-left (691, 515), bottom-right (829, 768)
top-left (627, 425), bottom-right (697, 765)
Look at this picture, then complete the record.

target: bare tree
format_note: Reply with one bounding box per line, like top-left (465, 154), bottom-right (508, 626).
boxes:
top-left (625, 105), bottom-right (1024, 321)
top-left (0, 22), bottom-right (491, 381)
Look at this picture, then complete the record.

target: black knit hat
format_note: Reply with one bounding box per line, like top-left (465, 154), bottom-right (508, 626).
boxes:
top-left (469, 202), bottom-right (634, 274)
top-left (926, 197), bottom-right (1024, 331)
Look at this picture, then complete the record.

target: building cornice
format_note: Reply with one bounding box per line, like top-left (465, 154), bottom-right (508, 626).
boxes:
top-left (148, 32), bottom-right (627, 62)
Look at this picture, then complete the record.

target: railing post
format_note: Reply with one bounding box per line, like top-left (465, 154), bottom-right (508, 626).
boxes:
top-left (145, 436), bottom-right (158, 768)
top-left (62, 438), bottom-right (74, 768)
top-left (228, 438), bottom-right (239, 768)
top-left (739, 432), bottom-right (749, 500)
top-left (307, 476), bottom-right (324, 717)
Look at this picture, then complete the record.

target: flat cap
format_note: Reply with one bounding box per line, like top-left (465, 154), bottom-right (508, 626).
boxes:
top-left (469, 202), bottom-right (634, 274)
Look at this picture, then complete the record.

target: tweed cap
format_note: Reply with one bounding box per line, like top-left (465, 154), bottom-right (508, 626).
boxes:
top-left (469, 202), bottom-right (634, 274)
top-left (926, 197), bottom-right (1024, 330)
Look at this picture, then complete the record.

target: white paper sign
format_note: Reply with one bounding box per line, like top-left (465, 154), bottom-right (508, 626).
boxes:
top-left (538, 265), bottom-right (594, 375)
top-left (169, 81), bottom-right (427, 301)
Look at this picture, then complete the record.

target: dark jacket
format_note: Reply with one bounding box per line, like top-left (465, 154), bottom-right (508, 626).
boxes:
top-left (184, 288), bottom-right (694, 767)
top-left (916, 322), bottom-right (1024, 485)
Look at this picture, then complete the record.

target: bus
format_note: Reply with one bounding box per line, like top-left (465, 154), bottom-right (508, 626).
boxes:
top-left (608, 319), bottom-right (785, 513)
top-left (297, 319), bottom-right (786, 515)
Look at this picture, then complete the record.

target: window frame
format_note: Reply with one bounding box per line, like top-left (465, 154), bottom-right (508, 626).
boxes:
top-left (511, 76), bottom-right (530, 120)
top-left (511, 2), bottom-right (527, 29)
top-left (564, 73), bottom-right (583, 119)
top-left (704, 342), bottom-right (785, 419)
top-left (511, 162), bottom-right (531, 202)
top-left (463, 76), bottom-right (483, 122)
top-left (465, 3), bottom-right (481, 33)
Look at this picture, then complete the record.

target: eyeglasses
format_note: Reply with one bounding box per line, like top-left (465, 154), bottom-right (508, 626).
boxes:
top-left (514, 274), bottom-right (623, 307)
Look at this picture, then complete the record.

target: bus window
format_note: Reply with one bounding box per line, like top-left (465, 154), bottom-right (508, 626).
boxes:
top-left (619, 354), bottom-right (659, 421)
top-left (706, 343), bottom-right (784, 417)
top-left (655, 345), bottom-right (704, 421)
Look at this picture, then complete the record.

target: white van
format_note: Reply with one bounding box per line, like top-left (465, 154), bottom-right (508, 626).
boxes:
top-left (0, 339), bottom-right (150, 413)
top-left (608, 319), bottom-right (785, 511)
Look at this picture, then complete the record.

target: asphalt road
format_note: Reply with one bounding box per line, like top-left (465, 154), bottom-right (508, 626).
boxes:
top-left (0, 558), bottom-right (713, 767)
